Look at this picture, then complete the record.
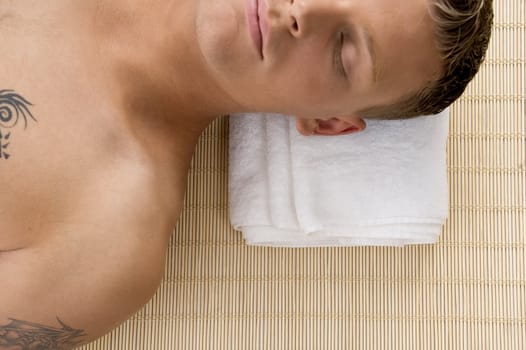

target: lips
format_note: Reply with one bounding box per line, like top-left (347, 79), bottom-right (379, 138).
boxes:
top-left (246, 0), bottom-right (264, 59)
top-left (258, 0), bottom-right (268, 55)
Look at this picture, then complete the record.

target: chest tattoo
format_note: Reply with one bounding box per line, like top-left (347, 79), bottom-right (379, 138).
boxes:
top-left (0, 89), bottom-right (37, 160)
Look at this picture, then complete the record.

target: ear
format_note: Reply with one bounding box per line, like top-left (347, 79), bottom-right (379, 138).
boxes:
top-left (295, 116), bottom-right (366, 136)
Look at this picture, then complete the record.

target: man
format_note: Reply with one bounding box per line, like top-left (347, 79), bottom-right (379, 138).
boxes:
top-left (0, 0), bottom-right (492, 348)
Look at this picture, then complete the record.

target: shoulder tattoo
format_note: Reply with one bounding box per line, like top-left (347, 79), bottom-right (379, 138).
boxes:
top-left (0, 316), bottom-right (87, 349)
top-left (0, 89), bottom-right (37, 160)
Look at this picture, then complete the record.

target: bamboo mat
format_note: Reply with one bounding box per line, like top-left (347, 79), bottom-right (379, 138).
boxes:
top-left (80, 1), bottom-right (525, 349)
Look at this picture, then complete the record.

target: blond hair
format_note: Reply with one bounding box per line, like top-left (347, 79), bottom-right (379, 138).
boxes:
top-left (360, 0), bottom-right (494, 120)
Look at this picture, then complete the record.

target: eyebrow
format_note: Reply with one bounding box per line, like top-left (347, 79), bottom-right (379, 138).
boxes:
top-left (362, 26), bottom-right (378, 83)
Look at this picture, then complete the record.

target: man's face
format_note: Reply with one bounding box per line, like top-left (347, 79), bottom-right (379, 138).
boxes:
top-left (195, 0), bottom-right (442, 120)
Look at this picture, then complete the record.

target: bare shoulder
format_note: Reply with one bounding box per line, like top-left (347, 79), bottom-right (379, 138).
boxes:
top-left (0, 87), bottom-right (180, 347)
top-left (0, 154), bottom-right (175, 349)
top-left (0, 221), bottom-right (169, 348)
top-left (0, 5), bottom-right (195, 347)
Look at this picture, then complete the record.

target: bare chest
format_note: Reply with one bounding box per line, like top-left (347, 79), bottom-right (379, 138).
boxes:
top-left (0, 101), bottom-right (184, 252)
top-left (0, 23), bottom-right (192, 252)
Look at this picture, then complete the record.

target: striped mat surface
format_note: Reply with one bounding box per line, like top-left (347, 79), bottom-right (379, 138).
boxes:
top-left (81, 1), bottom-right (525, 349)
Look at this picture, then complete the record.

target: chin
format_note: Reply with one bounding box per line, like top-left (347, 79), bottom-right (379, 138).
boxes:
top-left (195, 0), bottom-right (264, 96)
top-left (196, 1), bottom-right (243, 73)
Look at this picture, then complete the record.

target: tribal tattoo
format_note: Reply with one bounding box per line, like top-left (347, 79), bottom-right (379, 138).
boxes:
top-left (0, 90), bottom-right (37, 160)
top-left (0, 317), bottom-right (87, 350)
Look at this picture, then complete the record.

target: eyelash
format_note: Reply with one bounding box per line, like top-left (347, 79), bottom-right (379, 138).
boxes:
top-left (334, 32), bottom-right (347, 78)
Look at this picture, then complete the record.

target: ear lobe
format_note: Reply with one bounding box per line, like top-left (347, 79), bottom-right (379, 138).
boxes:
top-left (295, 117), bottom-right (317, 136)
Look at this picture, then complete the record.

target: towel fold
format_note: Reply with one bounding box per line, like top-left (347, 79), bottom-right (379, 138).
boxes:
top-left (228, 109), bottom-right (450, 247)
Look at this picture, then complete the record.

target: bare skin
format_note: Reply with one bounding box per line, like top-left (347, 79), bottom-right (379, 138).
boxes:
top-left (0, 1), bottom-right (215, 347)
top-left (0, 0), bottom-right (440, 347)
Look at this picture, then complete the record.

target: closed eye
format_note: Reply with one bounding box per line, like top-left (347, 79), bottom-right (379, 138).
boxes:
top-left (333, 32), bottom-right (347, 78)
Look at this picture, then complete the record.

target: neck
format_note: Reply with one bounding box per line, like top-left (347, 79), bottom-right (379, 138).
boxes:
top-left (91, 0), bottom-right (242, 139)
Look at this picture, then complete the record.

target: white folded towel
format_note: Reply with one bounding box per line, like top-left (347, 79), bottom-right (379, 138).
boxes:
top-left (228, 109), bottom-right (450, 247)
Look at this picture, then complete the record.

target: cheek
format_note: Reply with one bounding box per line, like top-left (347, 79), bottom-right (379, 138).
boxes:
top-left (267, 54), bottom-right (344, 115)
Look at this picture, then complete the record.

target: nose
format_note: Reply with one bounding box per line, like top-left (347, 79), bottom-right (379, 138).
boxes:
top-left (287, 0), bottom-right (346, 38)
